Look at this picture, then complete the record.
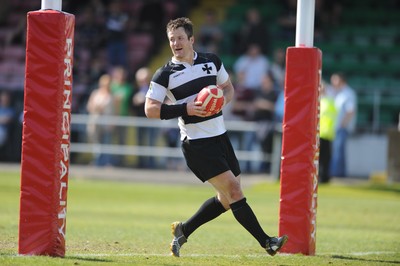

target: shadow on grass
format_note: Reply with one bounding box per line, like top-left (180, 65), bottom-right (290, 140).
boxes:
top-left (0, 253), bottom-right (112, 263)
top-left (332, 255), bottom-right (400, 264)
top-left (67, 256), bottom-right (112, 263)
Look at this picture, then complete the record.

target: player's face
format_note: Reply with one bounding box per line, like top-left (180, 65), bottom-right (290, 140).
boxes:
top-left (167, 27), bottom-right (194, 62)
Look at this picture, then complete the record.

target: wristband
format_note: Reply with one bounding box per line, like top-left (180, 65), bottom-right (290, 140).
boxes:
top-left (160, 103), bottom-right (188, 120)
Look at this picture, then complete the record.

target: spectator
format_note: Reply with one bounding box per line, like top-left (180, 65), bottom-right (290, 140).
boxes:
top-left (252, 73), bottom-right (279, 172)
top-left (104, 1), bottom-right (129, 68)
top-left (86, 74), bottom-right (115, 167)
top-left (132, 67), bottom-right (158, 169)
top-left (88, 51), bottom-right (108, 90)
top-left (329, 72), bottom-right (357, 178)
top-left (4, 15), bottom-right (26, 46)
top-left (276, 0), bottom-right (297, 41)
top-left (222, 71), bottom-right (246, 162)
top-left (111, 66), bottom-right (133, 117)
top-left (0, 91), bottom-right (15, 149)
top-left (274, 89), bottom-right (285, 123)
top-left (319, 80), bottom-right (337, 183)
top-left (137, 0), bottom-right (166, 52)
top-left (277, 0), bottom-right (343, 42)
top-left (110, 66), bottom-right (133, 166)
top-left (269, 48), bottom-right (285, 122)
top-left (234, 8), bottom-right (270, 55)
top-left (0, 2), bottom-right (11, 26)
top-left (232, 43), bottom-right (270, 119)
top-left (137, 0), bottom-right (165, 32)
top-left (314, 0), bottom-right (344, 42)
top-left (232, 43), bottom-right (270, 172)
top-left (398, 112), bottom-right (400, 131)
top-left (269, 48), bottom-right (286, 89)
top-left (75, 6), bottom-right (105, 57)
top-left (195, 8), bottom-right (223, 53)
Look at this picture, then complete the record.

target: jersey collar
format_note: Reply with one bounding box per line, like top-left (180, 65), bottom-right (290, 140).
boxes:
top-left (171, 51), bottom-right (198, 66)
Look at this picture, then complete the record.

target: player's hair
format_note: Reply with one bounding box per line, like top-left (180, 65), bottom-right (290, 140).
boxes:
top-left (166, 17), bottom-right (193, 38)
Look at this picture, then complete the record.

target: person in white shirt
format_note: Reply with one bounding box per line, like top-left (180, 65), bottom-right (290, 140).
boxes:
top-left (329, 72), bottom-right (357, 177)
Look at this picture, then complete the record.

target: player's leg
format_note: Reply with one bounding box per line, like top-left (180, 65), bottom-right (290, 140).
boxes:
top-left (208, 171), bottom-right (269, 246)
top-left (170, 194), bottom-right (228, 257)
top-left (209, 171), bottom-right (288, 255)
top-left (170, 172), bottom-right (230, 257)
top-left (210, 133), bottom-right (288, 254)
top-left (214, 174), bottom-right (240, 209)
top-left (170, 171), bottom-right (237, 257)
top-left (173, 133), bottom-right (287, 255)
top-left (182, 195), bottom-right (228, 238)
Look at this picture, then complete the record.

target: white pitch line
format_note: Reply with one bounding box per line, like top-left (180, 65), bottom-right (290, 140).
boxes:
top-left (335, 251), bottom-right (398, 256)
top-left (4, 251), bottom-right (397, 259)
top-left (69, 251), bottom-right (398, 258)
top-left (70, 253), bottom-right (263, 258)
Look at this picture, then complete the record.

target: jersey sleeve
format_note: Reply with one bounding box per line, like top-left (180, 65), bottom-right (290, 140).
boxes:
top-left (217, 63), bottom-right (229, 85)
top-left (208, 53), bottom-right (229, 85)
top-left (146, 68), bottom-right (168, 103)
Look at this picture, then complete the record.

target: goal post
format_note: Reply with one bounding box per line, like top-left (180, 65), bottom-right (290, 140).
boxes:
top-left (278, 0), bottom-right (321, 255)
top-left (19, 0), bottom-right (75, 257)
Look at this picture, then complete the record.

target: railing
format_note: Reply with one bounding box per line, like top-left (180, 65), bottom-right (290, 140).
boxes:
top-left (70, 114), bottom-right (282, 179)
top-left (355, 89), bottom-right (400, 133)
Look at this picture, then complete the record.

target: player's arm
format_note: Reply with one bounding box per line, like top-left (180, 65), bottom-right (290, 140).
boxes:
top-left (218, 78), bottom-right (234, 106)
top-left (145, 97), bottom-right (205, 119)
top-left (144, 97), bottom-right (162, 119)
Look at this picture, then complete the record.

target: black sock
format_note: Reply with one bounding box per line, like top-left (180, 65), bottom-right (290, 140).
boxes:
top-left (230, 198), bottom-right (269, 248)
top-left (182, 196), bottom-right (227, 238)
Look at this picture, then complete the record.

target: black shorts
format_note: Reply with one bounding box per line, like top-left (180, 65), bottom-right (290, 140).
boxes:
top-left (181, 132), bottom-right (241, 182)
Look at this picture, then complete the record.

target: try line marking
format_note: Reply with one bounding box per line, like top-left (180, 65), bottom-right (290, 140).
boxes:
top-left (69, 251), bottom-right (397, 258)
top-left (6, 251), bottom-right (397, 259)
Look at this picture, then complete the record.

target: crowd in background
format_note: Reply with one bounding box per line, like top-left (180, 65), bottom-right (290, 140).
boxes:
top-left (0, 0), bottom-right (360, 180)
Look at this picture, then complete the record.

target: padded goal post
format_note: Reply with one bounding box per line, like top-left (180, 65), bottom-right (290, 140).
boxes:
top-left (19, 7), bottom-right (75, 257)
top-left (279, 47), bottom-right (321, 255)
top-left (278, 0), bottom-right (321, 255)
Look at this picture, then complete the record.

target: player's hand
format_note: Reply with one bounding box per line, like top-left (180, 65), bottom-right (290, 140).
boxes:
top-left (187, 101), bottom-right (207, 117)
top-left (216, 96), bottom-right (226, 113)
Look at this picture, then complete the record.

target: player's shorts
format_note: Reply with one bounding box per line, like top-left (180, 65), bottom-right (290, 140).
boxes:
top-left (181, 132), bottom-right (241, 182)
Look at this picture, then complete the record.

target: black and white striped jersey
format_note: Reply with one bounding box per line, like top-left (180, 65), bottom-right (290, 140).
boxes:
top-left (146, 52), bottom-right (229, 140)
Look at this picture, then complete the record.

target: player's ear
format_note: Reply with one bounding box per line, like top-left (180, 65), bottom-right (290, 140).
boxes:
top-left (190, 36), bottom-right (194, 45)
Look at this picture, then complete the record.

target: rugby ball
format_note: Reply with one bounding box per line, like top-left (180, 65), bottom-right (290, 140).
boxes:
top-left (195, 85), bottom-right (224, 116)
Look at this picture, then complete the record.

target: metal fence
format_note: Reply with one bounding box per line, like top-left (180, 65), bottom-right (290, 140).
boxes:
top-left (70, 114), bottom-right (282, 179)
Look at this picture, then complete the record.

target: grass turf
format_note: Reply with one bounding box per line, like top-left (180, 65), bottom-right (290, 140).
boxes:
top-left (0, 170), bottom-right (399, 265)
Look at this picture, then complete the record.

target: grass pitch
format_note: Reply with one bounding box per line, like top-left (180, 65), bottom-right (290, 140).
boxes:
top-left (0, 169), bottom-right (399, 265)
